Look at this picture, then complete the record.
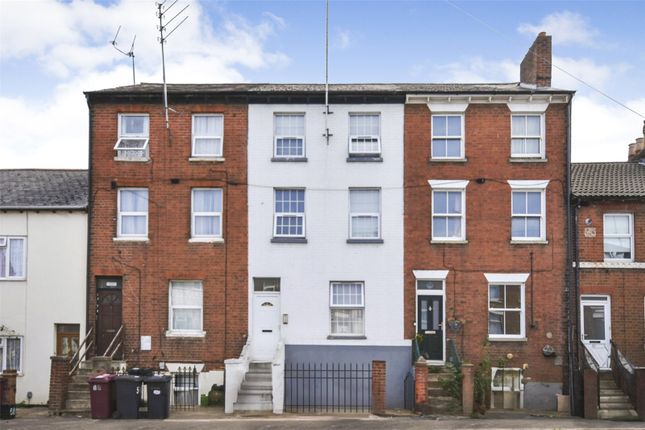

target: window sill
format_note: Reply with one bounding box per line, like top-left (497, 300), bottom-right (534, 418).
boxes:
top-left (428, 158), bottom-right (468, 163)
top-left (113, 237), bottom-right (149, 243)
top-left (271, 157), bottom-right (308, 162)
top-left (165, 330), bottom-right (206, 338)
top-left (189, 238), bottom-right (224, 244)
top-left (0, 278), bottom-right (26, 282)
top-left (347, 238), bottom-right (384, 244)
top-left (510, 239), bottom-right (548, 245)
top-left (271, 237), bottom-right (308, 244)
top-left (189, 157), bottom-right (225, 163)
top-left (346, 156), bottom-right (383, 163)
top-left (488, 337), bottom-right (528, 342)
top-left (430, 239), bottom-right (468, 244)
top-left (327, 335), bottom-right (367, 340)
top-left (113, 157), bottom-right (150, 163)
top-left (509, 157), bottom-right (547, 163)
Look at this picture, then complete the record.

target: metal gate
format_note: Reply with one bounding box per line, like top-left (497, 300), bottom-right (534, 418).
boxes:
top-left (284, 362), bottom-right (372, 413)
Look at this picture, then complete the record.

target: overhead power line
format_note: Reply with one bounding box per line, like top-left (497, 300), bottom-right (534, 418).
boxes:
top-left (444, 0), bottom-right (645, 119)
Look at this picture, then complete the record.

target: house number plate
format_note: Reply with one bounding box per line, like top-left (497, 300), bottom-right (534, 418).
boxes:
top-left (425, 330), bottom-right (436, 334)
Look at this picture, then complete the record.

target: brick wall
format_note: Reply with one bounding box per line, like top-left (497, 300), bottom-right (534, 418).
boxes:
top-left (371, 360), bottom-right (386, 414)
top-left (404, 102), bottom-right (569, 384)
top-left (577, 200), bottom-right (645, 365)
top-left (87, 102), bottom-right (248, 370)
top-left (520, 32), bottom-right (552, 87)
top-left (48, 356), bottom-right (70, 413)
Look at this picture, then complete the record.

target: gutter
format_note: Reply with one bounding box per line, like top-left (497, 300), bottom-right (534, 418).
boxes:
top-left (0, 205), bottom-right (87, 211)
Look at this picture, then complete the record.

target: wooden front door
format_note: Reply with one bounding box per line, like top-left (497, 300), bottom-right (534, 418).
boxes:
top-left (96, 277), bottom-right (123, 357)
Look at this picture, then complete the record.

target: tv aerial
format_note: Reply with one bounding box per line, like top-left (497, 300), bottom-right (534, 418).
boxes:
top-left (110, 26), bottom-right (137, 85)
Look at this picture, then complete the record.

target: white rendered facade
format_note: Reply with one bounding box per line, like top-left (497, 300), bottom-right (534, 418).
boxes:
top-left (247, 103), bottom-right (407, 407)
top-left (0, 211), bottom-right (87, 404)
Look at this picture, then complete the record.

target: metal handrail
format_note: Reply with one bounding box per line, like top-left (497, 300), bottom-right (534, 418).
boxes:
top-left (69, 326), bottom-right (94, 366)
top-left (69, 340), bottom-right (94, 376)
top-left (102, 324), bottom-right (124, 357)
top-left (109, 342), bottom-right (122, 359)
top-left (610, 340), bottom-right (636, 406)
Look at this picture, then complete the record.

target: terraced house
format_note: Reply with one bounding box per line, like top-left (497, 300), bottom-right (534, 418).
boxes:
top-left (78, 33), bottom-right (582, 416)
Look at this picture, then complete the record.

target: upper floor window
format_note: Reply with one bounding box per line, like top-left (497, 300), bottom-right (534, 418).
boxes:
top-left (274, 113), bottom-right (305, 159)
top-left (330, 282), bottom-right (365, 336)
top-left (114, 114), bottom-right (149, 160)
top-left (191, 189), bottom-right (223, 239)
top-left (349, 113), bottom-right (381, 156)
top-left (349, 189), bottom-right (381, 240)
top-left (192, 115), bottom-right (223, 157)
top-left (169, 281), bottom-right (203, 335)
top-left (511, 114), bottom-right (544, 158)
top-left (117, 188), bottom-right (148, 238)
top-left (604, 214), bottom-right (633, 261)
top-left (429, 180), bottom-right (468, 242)
top-left (274, 189), bottom-right (305, 237)
top-left (508, 180), bottom-right (548, 242)
top-left (0, 337), bottom-right (22, 372)
top-left (431, 115), bottom-right (464, 159)
top-left (0, 236), bottom-right (26, 279)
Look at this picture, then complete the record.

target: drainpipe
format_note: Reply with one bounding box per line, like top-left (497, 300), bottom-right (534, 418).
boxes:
top-left (85, 95), bottom-right (93, 356)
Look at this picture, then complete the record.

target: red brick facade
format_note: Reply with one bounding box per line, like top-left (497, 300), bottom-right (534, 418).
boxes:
top-left (404, 102), bottom-right (569, 385)
top-left (576, 200), bottom-right (645, 366)
top-left (87, 101), bottom-right (248, 371)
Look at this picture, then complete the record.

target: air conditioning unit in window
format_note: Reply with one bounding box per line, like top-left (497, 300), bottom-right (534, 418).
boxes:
top-left (0, 237), bottom-right (6, 247)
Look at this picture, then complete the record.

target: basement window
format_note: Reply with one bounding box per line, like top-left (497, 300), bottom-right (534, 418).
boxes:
top-left (491, 367), bottom-right (524, 409)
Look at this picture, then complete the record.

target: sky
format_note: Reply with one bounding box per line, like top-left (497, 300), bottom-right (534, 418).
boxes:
top-left (1, 0), bottom-right (644, 169)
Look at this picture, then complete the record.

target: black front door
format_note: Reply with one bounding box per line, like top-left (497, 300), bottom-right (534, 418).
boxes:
top-left (96, 277), bottom-right (123, 358)
top-left (417, 296), bottom-right (443, 361)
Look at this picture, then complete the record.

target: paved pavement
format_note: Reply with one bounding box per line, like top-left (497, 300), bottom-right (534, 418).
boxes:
top-left (3, 407), bottom-right (643, 429)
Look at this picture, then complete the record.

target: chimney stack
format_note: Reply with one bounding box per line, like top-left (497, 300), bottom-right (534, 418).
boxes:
top-left (627, 120), bottom-right (645, 162)
top-left (520, 32), bottom-right (552, 87)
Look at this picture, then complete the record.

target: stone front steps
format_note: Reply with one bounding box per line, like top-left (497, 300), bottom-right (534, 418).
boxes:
top-left (233, 362), bottom-right (273, 412)
top-left (597, 371), bottom-right (639, 421)
top-left (427, 366), bottom-right (460, 415)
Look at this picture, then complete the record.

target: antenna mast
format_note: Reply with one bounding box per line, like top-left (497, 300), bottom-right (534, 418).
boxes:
top-left (156, 0), bottom-right (189, 129)
top-left (110, 26), bottom-right (137, 85)
top-left (324, 0), bottom-right (332, 145)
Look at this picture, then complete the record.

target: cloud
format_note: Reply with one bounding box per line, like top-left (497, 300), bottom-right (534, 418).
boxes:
top-left (336, 29), bottom-right (353, 50)
top-left (0, 1), bottom-right (288, 168)
top-left (411, 57), bottom-right (518, 83)
top-left (552, 56), bottom-right (630, 91)
top-left (518, 11), bottom-right (600, 47)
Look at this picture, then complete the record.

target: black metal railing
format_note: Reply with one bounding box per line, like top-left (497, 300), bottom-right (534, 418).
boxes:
top-left (403, 368), bottom-right (415, 411)
top-left (610, 341), bottom-right (636, 407)
top-left (580, 342), bottom-right (601, 408)
top-left (172, 366), bottom-right (199, 410)
top-left (284, 362), bottom-right (372, 413)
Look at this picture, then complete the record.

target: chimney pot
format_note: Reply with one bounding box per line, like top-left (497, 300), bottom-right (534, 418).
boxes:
top-left (520, 33), bottom-right (552, 87)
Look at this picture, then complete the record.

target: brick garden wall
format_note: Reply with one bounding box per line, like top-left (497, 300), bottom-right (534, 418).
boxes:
top-left (87, 101), bottom-right (248, 371)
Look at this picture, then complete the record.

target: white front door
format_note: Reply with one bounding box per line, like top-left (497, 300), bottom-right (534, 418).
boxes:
top-left (251, 292), bottom-right (281, 361)
top-left (580, 295), bottom-right (611, 369)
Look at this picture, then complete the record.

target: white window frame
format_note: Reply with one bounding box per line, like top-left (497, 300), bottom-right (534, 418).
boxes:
top-left (114, 114), bottom-right (150, 160)
top-left (488, 283), bottom-right (526, 340)
top-left (511, 113), bottom-right (545, 159)
top-left (117, 188), bottom-right (149, 238)
top-left (349, 188), bottom-right (381, 240)
top-left (0, 236), bottom-right (26, 280)
top-left (191, 188), bottom-right (223, 239)
top-left (431, 114), bottom-right (465, 160)
top-left (603, 213), bottom-right (634, 262)
top-left (168, 281), bottom-right (204, 336)
top-left (274, 113), bottom-right (306, 158)
top-left (508, 180), bottom-right (548, 242)
top-left (348, 113), bottom-right (381, 156)
top-left (273, 188), bottom-right (306, 238)
top-left (490, 367), bottom-right (524, 409)
top-left (329, 282), bottom-right (365, 336)
top-left (428, 180), bottom-right (468, 242)
top-left (191, 114), bottom-right (224, 157)
top-left (0, 336), bottom-right (23, 373)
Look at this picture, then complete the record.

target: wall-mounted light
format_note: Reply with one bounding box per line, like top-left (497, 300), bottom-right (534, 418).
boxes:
top-left (584, 218), bottom-right (593, 225)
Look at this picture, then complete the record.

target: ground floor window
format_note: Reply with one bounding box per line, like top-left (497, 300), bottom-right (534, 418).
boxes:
top-left (0, 337), bottom-right (22, 372)
top-left (491, 367), bottom-right (523, 409)
top-left (330, 282), bottom-right (365, 336)
top-left (56, 324), bottom-right (80, 357)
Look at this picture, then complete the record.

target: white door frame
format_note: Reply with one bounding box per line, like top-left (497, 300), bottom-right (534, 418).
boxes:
top-left (580, 294), bottom-right (611, 370)
top-left (415, 280), bottom-right (446, 366)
